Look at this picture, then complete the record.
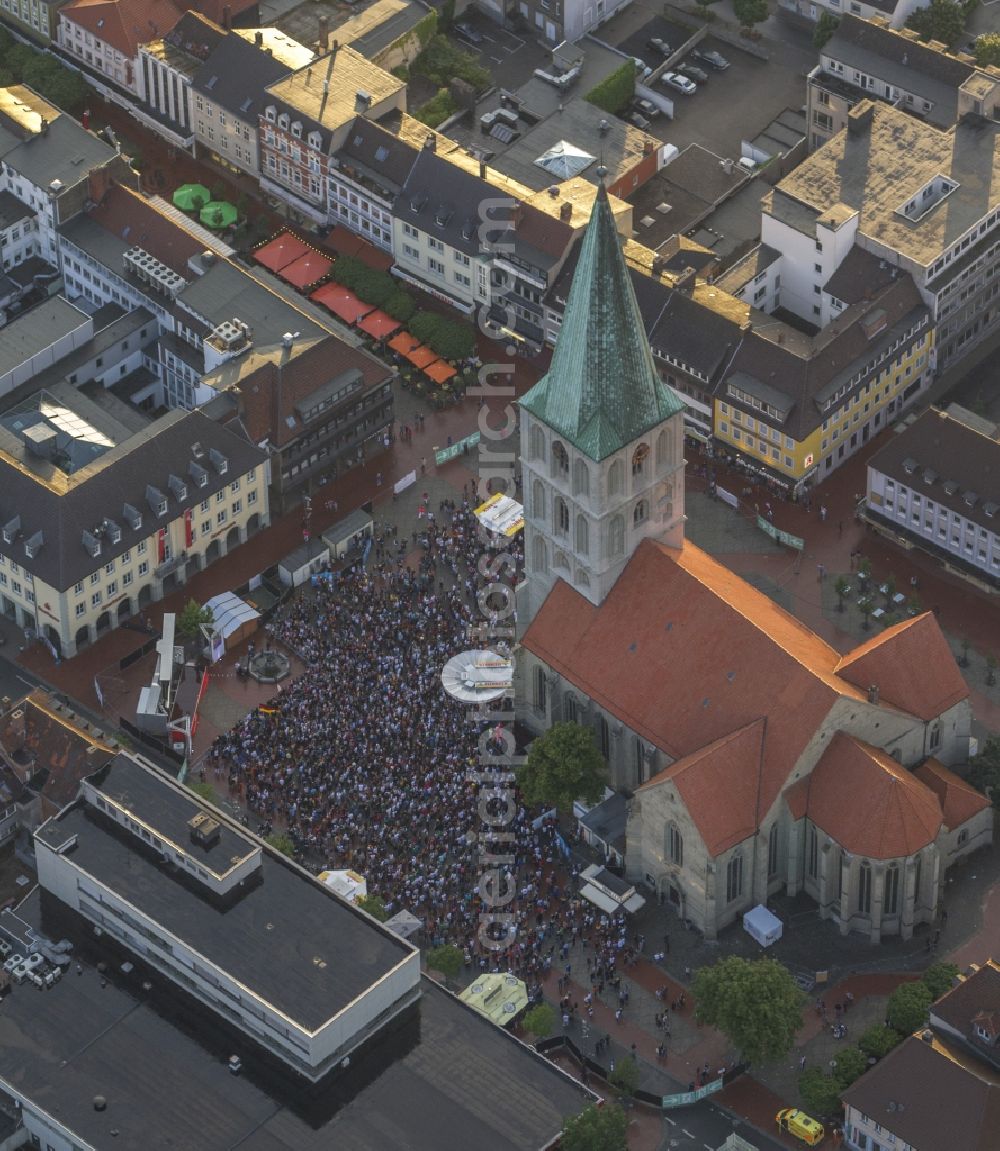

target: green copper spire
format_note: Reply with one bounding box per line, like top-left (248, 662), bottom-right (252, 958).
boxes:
top-left (520, 178), bottom-right (684, 462)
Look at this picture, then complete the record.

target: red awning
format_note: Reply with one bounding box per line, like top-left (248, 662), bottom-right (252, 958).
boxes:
top-left (424, 360), bottom-right (457, 384)
top-left (279, 251), bottom-right (333, 288)
top-left (357, 309), bottom-right (401, 339)
top-left (253, 232), bottom-right (311, 272)
top-left (310, 284), bottom-right (374, 324)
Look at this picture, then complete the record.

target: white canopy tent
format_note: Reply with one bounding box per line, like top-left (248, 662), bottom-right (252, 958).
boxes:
top-left (743, 904), bottom-right (783, 948)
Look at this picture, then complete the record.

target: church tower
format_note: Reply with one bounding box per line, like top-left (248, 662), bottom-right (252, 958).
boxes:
top-left (519, 174), bottom-right (687, 625)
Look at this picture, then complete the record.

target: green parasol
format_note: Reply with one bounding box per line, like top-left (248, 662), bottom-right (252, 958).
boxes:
top-left (199, 201), bottom-right (238, 229)
top-left (172, 183), bottom-right (211, 212)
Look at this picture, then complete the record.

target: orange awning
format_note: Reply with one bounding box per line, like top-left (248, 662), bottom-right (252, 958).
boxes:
top-left (310, 284), bottom-right (373, 324)
top-left (357, 309), bottom-right (401, 339)
top-left (279, 250), bottom-right (332, 288)
top-left (424, 360), bottom-right (457, 384)
top-left (253, 232), bottom-right (311, 272)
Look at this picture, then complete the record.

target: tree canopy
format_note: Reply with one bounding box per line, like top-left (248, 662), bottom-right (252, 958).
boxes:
top-left (560, 1103), bottom-right (628, 1151)
top-left (608, 1056), bottom-right (640, 1099)
top-left (975, 32), bottom-right (1000, 66)
top-left (858, 1023), bottom-right (903, 1060)
top-left (921, 962), bottom-right (959, 1000)
top-left (733, 0), bottom-right (769, 30)
top-left (906, 0), bottom-right (967, 47)
top-left (693, 956), bottom-right (805, 1066)
top-left (516, 722), bottom-right (606, 813)
top-left (886, 980), bottom-right (933, 1034)
top-left (798, 1068), bottom-right (842, 1117)
top-left (521, 1003), bottom-right (556, 1038)
top-left (356, 893), bottom-right (389, 921)
top-left (426, 944), bottom-right (464, 981)
top-left (966, 736), bottom-right (1000, 810)
top-left (265, 832), bottom-right (295, 857)
top-left (813, 11), bottom-right (840, 49)
top-left (176, 598), bottom-right (214, 641)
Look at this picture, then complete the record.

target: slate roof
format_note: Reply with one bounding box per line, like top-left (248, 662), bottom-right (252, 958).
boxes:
top-left (915, 758), bottom-right (991, 830)
top-left (520, 183), bottom-right (684, 461)
top-left (0, 408), bottom-right (266, 591)
top-left (789, 733), bottom-right (943, 858)
top-left (867, 407), bottom-right (1000, 533)
top-left (835, 613), bottom-right (969, 721)
top-left (843, 1031), bottom-right (1000, 1151)
top-left (395, 147), bottom-right (491, 259)
top-left (338, 115), bottom-right (419, 192)
top-left (191, 31), bottom-right (297, 119)
top-left (824, 15), bottom-right (975, 127)
top-left (931, 961), bottom-right (1000, 1036)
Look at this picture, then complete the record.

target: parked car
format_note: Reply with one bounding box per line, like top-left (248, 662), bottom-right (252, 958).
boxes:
top-left (738, 156), bottom-right (758, 174)
top-left (632, 57), bottom-right (654, 81)
top-left (454, 21), bottom-right (484, 45)
top-left (776, 1109), bottom-right (824, 1147)
top-left (691, 47), bottom-right (730, 70)
top-left (633, 97), bottom-right (660, 118)
top-left (646, 37), bottom-right (672, 57)
top-left (628, 111), bottom-right (652, 130)
top-left (676, 60), bottom-right (709, 83)
top-left (661, 71), bottom-right (697, 95)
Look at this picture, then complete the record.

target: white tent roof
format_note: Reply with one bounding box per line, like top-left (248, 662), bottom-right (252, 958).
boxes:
top-left (534, 140), bottom-right (596, 179)
top-left (384, 909), bottom-right (422, 940)
top-left (203, 590), bottom-right (260, 641)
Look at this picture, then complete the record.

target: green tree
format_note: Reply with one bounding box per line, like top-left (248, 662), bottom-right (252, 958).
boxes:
top-left (409, 309), bottom-right (445, 344)
top-left (517, 722), bottom-right (606, 814)
top-left (176, 598), bottom-right (214, 641)
top-left (858, 595), bottom-right (874, 631)
top-left (608, 1056), bottom-right (640, 1099)
top-left (858, 1023), bottom-right (903, 1060)
top-left (834, 575), bottom-right (850, 613)
top-left (798, 1068), bottom-right (842, 1117)
top-left (975, 31), bottom-right (1000, 66)
top-left (521, 1002), bottom-right (556, 1038)
top-left (187, 780), bottom-right (220, 806)
top-left (585, 62), bottom-right (636, 115)
top-left (906, 0), bottom-right (967, 47)
top-left (427, 319), bottom-right (475, 360)
top-left (887, 980), bottom-right (933, 1034)
top-left (813, 11), bottom-right (840, 49)
top-left (922, 961), bottom-right (960, 1000)
top-left (830, 1044), bottom-right (868, 1089)
top-left (427, 943), bottom-right (465, 982)
top-left (356, 893), bottom-right (389, 921)
top-left (384, 289), bottom-right (416, 323)
top-left (692, 956), bottom-right (806, 1066)
top-left (967, 737), bottom-right (1000, 809)
top-left (560, 1103), bottom-right (628, 1151)
top-left (733, 0), bottom-right (769, 31)
top-left (265, 831), bottom-right (295, 857)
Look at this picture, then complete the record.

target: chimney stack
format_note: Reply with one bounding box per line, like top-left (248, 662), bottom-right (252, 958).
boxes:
top-left (254, 30), bottom-right (263, 48)
top-left (222, 4), bottom-right (231, 29)
top-left (424, 133), bottom-right (436, 151)
top-left (479, 158), bottom-right (487, 179)
top-left (848, 102), bottom-right (875, 136)
top-left (868, 684), bottom-right (880, 705)
top-left (318, 13), bottom-right (329, 51)
top-left (559, 201), bottom-right (572, 222)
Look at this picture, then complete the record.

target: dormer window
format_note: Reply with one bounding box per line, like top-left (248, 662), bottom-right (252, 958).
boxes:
top-left (146, 484), bottom-right (168, 516)
top-left (291, 121), bottom-right (302, 138)
top-left (123, 502), bottom-right (142, 530)
top-left (308, 130), bottom-right (322, 149)
top-left (209, 448), bottom-right (228, 475)
top-left (265, 106), bottom-right (276, 122)
top-left (24, 530), bottom-right (43, 559)
top-left (278, 112), bottom-right (289, 131)
top-left (82, 530), bottom-right (101, 558)
top-left (168, 474), bottom-right (187, 502)
top-left (2, 515), bottom-right (20, 544)
top-left (104, 519), bottom-right (122, 544)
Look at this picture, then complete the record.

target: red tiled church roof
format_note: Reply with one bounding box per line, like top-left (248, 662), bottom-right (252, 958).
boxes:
top-left (637, 720), bottom-right (765, 856)
top-left (915, 758), bottom-right (991, 830)
top-left (835, 614), bottom-right (969, 721)
top-left (793, 733), bottom-right (942, 858)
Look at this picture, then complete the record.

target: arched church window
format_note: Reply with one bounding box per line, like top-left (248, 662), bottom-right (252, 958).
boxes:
top-left (655, 430), bottom-right (671, 472)
top-left (573, 458), bottom-right (590, 497)
top-left (530, 424), bottom-right (545, 462)
top-left (575, 515), bottom-right (589, 556)
top-left (632, 442), bottom-right (650, 479)
top-left (532, 479), bottom-right (545, 521)
top-left (633, 500), bottom-right (649, 527)
top-left (608, 459), bottom-right (624, 497)
top-left (552, 440), bottom-right (569, 477)
top-left (609, 515), bottom-right (625, 556)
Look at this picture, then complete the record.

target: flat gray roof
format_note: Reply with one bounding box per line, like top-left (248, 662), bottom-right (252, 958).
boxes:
top-left (0, 890), bottom-right (592, 1150)
top-left (0, 296), bottom-right (90, 380)
top-left (36, 778), bottom-right (411, 1031)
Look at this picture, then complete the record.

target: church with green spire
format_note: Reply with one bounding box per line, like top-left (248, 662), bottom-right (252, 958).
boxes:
top-left (519, 178), bottom-right (688, 623)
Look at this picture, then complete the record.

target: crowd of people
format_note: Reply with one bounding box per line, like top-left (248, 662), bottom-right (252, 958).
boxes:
top-left (211, 499), bottom-right (549, 955)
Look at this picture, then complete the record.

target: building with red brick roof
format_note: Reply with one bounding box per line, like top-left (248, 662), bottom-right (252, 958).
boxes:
top-left (517, 180), bottom-right (988, 943)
